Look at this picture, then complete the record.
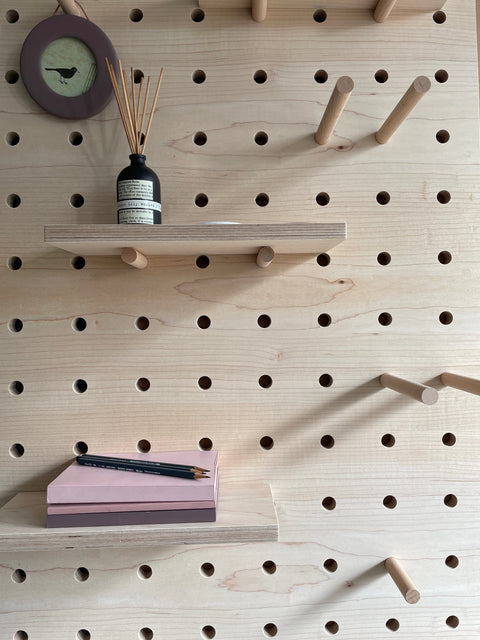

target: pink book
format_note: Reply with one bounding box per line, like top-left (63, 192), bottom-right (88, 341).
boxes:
top-left (47, 451), bottom-right (218, 504)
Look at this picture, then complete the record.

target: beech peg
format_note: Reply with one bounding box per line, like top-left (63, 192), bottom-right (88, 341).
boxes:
top-left (441, 372), bottom-right (480, 396)
top-left (380, 373), bottom-right (438, 405)
top-left (315, 76), bottom-right (354, 145)
top-left (256, 246), bottom-right (274, 268)
top-left (252, 0), bottom-right (267, 22)
top-left (385, 557), bottom-right (420, 604)
top-left (57, 0), bottom-right (83, 16)
top-left (373, 0), bottom-right (398, 23)
top-left (121, 247), bottom-right (148, 269)
top-left (376, 76), bottom-right (431, 144)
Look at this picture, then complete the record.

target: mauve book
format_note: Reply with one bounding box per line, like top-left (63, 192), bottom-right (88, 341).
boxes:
top-left (47, 451), bottom-right (218, 504)
top-left (47, 507), bottom-right (216, 528)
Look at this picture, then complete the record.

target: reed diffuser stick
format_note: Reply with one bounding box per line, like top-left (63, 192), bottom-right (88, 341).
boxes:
top-left (141, 68), bottom-right (164, 154)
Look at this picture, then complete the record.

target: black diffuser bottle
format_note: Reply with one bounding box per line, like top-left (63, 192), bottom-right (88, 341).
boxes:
top-left (117, 154), bottom-right (161, 224)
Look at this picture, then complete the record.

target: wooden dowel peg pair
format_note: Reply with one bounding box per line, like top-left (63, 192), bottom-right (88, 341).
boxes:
top-left (385, 557), bottom-right (420, 604)
top-left (120, 247), bottom-right (275, 269)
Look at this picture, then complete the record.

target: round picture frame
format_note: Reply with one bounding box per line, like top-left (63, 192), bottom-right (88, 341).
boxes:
top-left (20, 14), bottom-right (118, 119)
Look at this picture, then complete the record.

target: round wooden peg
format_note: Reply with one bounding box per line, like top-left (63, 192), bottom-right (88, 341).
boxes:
top-left (252, 0), bottom-right (267, 22)
top-left (57, 0), bottom-right (83, 16)
top-left (256, 246), bottom-right (275, 268)
top-left (380, 373), bottom-right (438, 405)
top-left (373, 0), bottom-right (398, 22)
top-left (441, 372), bottom-right (480, 396)
top-left (121, 247), bottom-right (148, 269)
top-left (385, 557), bottom-right (420, 604)
top-left (376, 76), bottom-right (431, 144)
top-left (315, 76), bottom-right (354, 145)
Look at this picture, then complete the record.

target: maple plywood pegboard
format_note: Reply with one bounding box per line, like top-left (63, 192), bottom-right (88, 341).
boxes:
top-left (1, 0), bottom-right (480, 638)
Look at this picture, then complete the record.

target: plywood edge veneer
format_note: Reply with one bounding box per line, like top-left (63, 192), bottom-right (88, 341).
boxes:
top-left (44, 223), bottom-right (347, 257)
top-left (0, 483), bottom-right (278, 551)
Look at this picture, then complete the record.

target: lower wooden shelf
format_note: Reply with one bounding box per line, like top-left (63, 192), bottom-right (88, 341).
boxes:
top-left (0, 483), bottom-right (278, 551)
top-left (44, 223), bottom-right (347, 257)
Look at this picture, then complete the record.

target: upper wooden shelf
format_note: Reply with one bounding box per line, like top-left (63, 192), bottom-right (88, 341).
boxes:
top-left (44, 223), bottom-right (346, 261)
top-left (0, 483), bottom-right (278, 551)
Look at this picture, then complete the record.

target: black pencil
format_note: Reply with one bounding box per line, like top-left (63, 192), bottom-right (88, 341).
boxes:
top-left (76, 456), bottom-right (208, 480)
top-left (77, 454), bottom-right (209, 473)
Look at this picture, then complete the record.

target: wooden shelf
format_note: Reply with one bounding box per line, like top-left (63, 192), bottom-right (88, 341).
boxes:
top-left (0, 483), bottom-right (278, 551)
top-left (44, 223), bottom-right (346, 258)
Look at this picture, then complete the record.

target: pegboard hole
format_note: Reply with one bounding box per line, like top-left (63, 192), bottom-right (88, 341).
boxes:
top-left (201, 562), bottom-right (215, 577)
top-left (255, 131), bottom-right (269, 145)
top-left (9, 318), bottom-right (23, 333)
top-left (442, 432), bottom-right (456, 446)
top-left (9, 381), bottom-right (24, 396)
top-left (137, 439), bottom-right (151, 453)
top-left (5, 9), bottom-right (19, 22)
top-left (444, 494), bottom-right (457, 508)
top-left (193, 69), bottom-right (206, 84)
top-left (386, 618), bottom-right (400, 632)
top-left (375, 69), bottom-right (389, 83)
top-left (257, 314), bottom-right (271, 328)
top-left (262, 560), bottom-right (277, 574)
top-left (318, 313), bottom-right (332, 327)
top-left (381, 433), bottom-right (396, 447)
top-left (196, 255), bottom-right (210, 269)
top-left (378, 312), bottom-right (392, 326)
top-left (138, 564), bottom-right (153, 579)
top-left (70, 193), bottom-right (85, 208)
top-left (136, 378), bottom-right (151, 392)
top-left (14, 632), bottom-right (28, 640)
top-left (445, 555), bottom-right (459, 568)
top-left (69, 131), bottom-right (83, 145)
top-left (377, 252), bottom-right (391, 265)
top-left (73, 379), bottom-right (88, 394)
top-left (439, 311), bottom-right (453, 325)
top-left (199, 437), bottom-right (213, 451)
top-left (254, 70), bottom-right (268, 84)
top-left (436, 129), bottom-right (450, 143)
top-left (198, 376), bottom-right (212, 390)
top-left (383, 495), bottom-right (397, 509)
top-left (321, 434), bottom-right (335, 449)
top-left (313, 9), bottom-right (327, 22)
top-left (5, 70), bottom-right (19, 83)
top-left (433, 10), bottom-right (447, 23)
top-left (76, 631), bottom-right (91, 640)
top-left (314, 69), bottom-right (328, 84)
top-left (139, 628), bottom-right (154, 640)
top-left (438, 250), bottom-right (452, 264)
top-left (256, 193), bottom-right (269, 207)
top-left (8, 256), bottom-right (22, 270)
top-left (324, 558), bottom-right (338, 572)
top-left (435, 69), bottom-right (449, 83)
top-left (325, 621), bottom-right (339, 635)
top-left (322, 496), bottom-right (336, 511)
top-left (437, 190), bottom-right (451, 204)
top-left (129, 8), bottom-right (143, 21)
top-left (260, 435), bottom-right (274, 450)
top-left (197, 315), bottom-right (211, 329)
top-left (6, 131), bottom-right (20, 145)
top-left (11, 568), bottom-right (26, 583)
top-left (319, 373), bottom-right (333, 387)
top-left (259, 375), bottom-right (273, 388)
top-left (195, 193), bottom-right (209, 207)
top-left (191, 8), bottom-right (205, 22)
top-left (133, 69), bottom-right (144, 84)
top-left (201, 626), bottom-right (216, 639)
top-left (9, 443), bottom-right (25, 458)
top-left (316, 192), bottom-right (330, 206)
top-left (317, 253), bottom-right (330, 267)
top-left (263, 623), bottom-right (278, 637)
top-left (74, 567), bottom-right (89, 582)
top-left (376, 191), bottom-right (390, 205)
top-left (73, 441), bottom-right (88, 455)
top-left (7, 193), bottom-right (21, 208)
top-left (72, 317), bottom-right (87, 332)
top-left (71, 256), bottom-right (86, 270)
top-left (194, 131), bottom-right (207, 146)
top-left (446, 616), bottom-right (459, 628)
top-left (135, 316), bottom-right (150, 331)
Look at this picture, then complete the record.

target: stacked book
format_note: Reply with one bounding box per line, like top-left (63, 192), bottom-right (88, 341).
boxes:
top-left (46, 451), bottom-right (219, 528)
